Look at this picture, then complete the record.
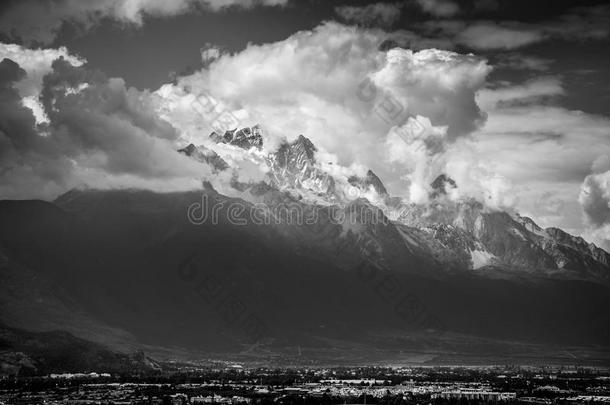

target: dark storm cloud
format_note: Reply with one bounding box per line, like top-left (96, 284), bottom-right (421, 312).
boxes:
top-left (0, 59), bottom-right (39, 158)
top-left (334, 2), bottom-right (403, 28)
top-left (415, 4), bottom-right (610, 50)
top-left (0, 0), bottom-right (289, 46)
top-left (493, 53), bottom-right (553, 72)
top-left (415, 0), bottom-right (460, 18)
top-left (334, 1), bottom-right (460, 29)
top-left (0, 58), bottom-right (74, 193)
top-left (0, 57), bottom-right (207, 199)
top-left (472, 0), bottom-right (499, 13)
top-left (0, 59), bottom-right (26, 86)
top-left (0, 59), bottom-right (48, 155)
top-left (40, 59), bottom-right (181, 175)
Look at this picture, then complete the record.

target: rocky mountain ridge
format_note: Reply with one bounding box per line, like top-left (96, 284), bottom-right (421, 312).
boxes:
top-left (181, 125), bottom-right (610, 284)
top-left (1, 189), bottom-right (609, 367)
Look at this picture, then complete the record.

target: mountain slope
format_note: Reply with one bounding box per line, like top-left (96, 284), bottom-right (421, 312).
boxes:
top-left (397, 184), bottom-right (610, 281)
top-left (0, 323), bottom-right (159, 377)
top-left (0, 190), bottom-right (609, 367)
top-left (187, 126), bottom-right (610, 284)
top-left (0, 128), bottom-right (609, 365)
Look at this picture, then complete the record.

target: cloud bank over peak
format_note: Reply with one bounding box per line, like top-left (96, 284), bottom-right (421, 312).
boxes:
top-left (155, 21), bottom-right (493, 203)
top-left (0, 17), bottom-right (608, 244)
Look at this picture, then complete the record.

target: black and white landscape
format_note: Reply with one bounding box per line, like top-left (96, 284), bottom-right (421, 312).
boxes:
top-left (1, 0), bottom-right (610, 391)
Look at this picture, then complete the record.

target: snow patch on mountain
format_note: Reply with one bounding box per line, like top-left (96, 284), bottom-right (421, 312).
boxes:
top-left (510, 227), bottom-right (528, 241)
top-left (470, 249), bottom-right (496, 269)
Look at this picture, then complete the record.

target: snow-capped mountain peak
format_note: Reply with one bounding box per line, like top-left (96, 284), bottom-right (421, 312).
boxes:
top-left (210, 124), bottom-right (263, 150)
top-left (180, 126), bottom-right (610, 284)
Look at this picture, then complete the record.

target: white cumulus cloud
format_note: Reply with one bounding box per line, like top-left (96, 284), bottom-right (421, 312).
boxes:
top-left (155, 22), bottom-right (492, 202)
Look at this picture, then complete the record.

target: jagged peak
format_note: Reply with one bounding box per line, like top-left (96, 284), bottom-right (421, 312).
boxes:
top-left (177, 143), bottom-right (198, 155)
top-left (514, 213), bottom-right (544, 234)
top-left (209, 131), bottom-right (223, 143)
top-left (431, 174), bottom-right (457, 191)
top-left (348, 169), bottom-right (389, 197)
top-left (276, 134), bottom-right (317, 163)
top-left (177, 143), bottom-right (229, 171)
top-left (295, 134), bottom-right (313, 145)
top-left (365, 170), bottom-right (388, 196)
top-left (291, 135), bottom-right (317, 159)
top-left (430, 174), bottom-right (457, 197)
top-left (209, 124), bottom-right (263, 150)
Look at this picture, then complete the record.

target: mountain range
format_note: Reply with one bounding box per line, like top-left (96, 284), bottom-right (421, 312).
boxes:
top-left (183, 126), bottom-right (610, 284)
top-left (1, 125), bottom-right (609, 373)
